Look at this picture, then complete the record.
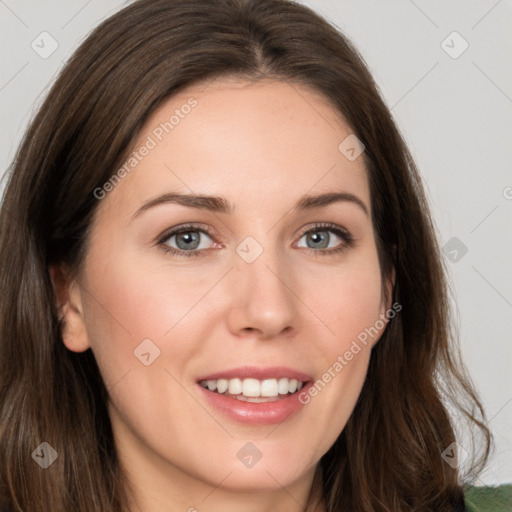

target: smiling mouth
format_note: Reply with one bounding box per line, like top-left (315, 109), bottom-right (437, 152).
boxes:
top-left (199, 377), bottom-right (306, 403)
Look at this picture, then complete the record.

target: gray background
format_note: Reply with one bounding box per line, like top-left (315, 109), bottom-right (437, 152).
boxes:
top-left (1, 0), bottom-right (510, 484)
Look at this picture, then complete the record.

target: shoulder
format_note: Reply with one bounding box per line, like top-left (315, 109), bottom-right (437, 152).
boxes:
top-left (464, 484), bottom-right (512, 512)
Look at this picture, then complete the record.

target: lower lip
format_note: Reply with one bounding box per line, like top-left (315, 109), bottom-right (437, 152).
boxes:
top-left (197, 383), bottom-right (312, 425)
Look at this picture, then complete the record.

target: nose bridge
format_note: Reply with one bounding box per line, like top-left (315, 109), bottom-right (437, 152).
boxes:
top-left (227, 234), bottom-right (298, 338)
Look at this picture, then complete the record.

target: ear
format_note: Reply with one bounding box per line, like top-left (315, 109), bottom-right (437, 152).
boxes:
top-left (381, 243), bottom-right (397, 314)
top-left (49, 265), bottom-right (91, 353)
top-left (369, 265), bottom-right (396, 350)
top-left (384, 265), bottom-right (396, 312)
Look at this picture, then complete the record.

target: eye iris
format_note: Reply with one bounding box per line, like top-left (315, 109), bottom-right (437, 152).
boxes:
top-left (176, 231), bottom-right (200, 250)
top-left (307, 230), bottom-right (329, 249)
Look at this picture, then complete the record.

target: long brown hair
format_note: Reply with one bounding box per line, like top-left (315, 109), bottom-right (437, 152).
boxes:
top-left (0, 1), bottom-right (491, 510)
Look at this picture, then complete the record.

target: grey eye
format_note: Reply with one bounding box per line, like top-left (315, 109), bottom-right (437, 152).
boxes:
top-left (164, 230), bottom-right (213, 251)
top-left (297, 229), bottom-right (343, 250)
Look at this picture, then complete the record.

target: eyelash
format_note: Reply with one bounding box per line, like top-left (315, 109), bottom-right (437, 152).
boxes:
top-left (156, 222), bottom-right (354, 259)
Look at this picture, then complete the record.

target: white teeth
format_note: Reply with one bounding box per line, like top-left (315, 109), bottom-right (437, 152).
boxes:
top-left (242, 378), bottom-right (260, 397)
top-left (216, 378), bottom-right (228, 394)
top-left (228, 378), bottom-right (242, 395)
top-left (200, 377), bottom-right (307, 398)
top-left (288, 379), bottom-right (298, 393)
top-left (278, 377), bottom-right (289, 395)
top-left (260, 379), bottom-right (278, 397)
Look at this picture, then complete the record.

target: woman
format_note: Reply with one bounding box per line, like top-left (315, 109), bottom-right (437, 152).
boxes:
top-left (0, 0), bottom-right (503, 510)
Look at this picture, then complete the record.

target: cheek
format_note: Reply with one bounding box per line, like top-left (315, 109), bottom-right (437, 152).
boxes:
top-left (303, 250), bottom-right (385, 354)
top-left (79, 252), bottom-right (222, 459)
top-left (79, 246), bottom-right (214, 390)
top-left (87, 229), bottom-right (213, 323)
top-left (292, 248), bottom-right (384, 449)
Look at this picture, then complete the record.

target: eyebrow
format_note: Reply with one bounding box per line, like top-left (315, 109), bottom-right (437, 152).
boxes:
top-left (131, 190), bottom-right (369, 220)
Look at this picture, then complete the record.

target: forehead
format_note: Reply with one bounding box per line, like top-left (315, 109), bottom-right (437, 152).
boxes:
top-left (99, 78), bottom-right (369, 219)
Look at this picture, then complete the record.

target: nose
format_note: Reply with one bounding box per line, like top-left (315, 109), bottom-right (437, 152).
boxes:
top-left (226, 244), bottom-right (298, 340)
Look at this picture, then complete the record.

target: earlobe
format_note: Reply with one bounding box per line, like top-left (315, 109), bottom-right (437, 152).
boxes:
top-left (49, 265), bottom-right (91, 353)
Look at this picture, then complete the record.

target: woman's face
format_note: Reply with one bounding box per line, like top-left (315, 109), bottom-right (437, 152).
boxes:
top-left (60, 78), bottom-right (393, 507)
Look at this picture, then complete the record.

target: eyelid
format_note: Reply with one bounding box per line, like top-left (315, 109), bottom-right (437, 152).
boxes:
top-left (156, 222), bottom-right (217, 244)
top-left (296, 221), bottom-right (351, 239)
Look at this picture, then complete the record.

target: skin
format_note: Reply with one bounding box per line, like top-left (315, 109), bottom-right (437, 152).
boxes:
top-left (52, 78), bottom-right (394, 512)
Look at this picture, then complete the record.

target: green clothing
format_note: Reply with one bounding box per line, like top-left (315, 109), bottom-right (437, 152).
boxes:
top-left (464, 484), bottom-right (512, 511)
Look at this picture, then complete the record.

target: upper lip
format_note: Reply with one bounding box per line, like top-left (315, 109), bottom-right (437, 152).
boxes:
top-left (197, 366), bottom-right (313, 382)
